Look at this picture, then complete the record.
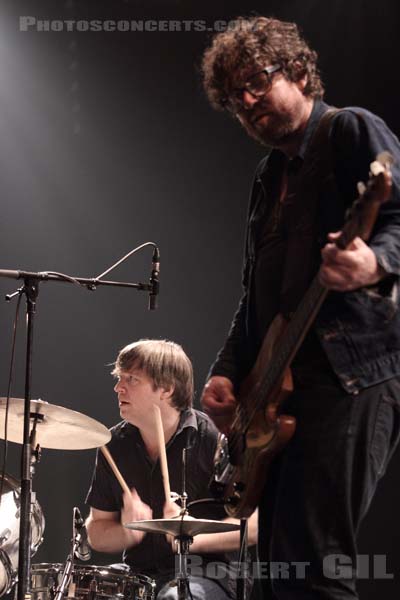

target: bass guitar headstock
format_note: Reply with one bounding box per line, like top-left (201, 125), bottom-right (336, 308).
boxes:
top-left (336, 151), bottom-right (393, 249)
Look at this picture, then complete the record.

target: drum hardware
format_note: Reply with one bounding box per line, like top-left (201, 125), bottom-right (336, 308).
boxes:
top-left (124, 515), bottom-right (241, 537)
top-left (30, 564), bottom-right (156, 600)
top-left (0, 393), bottom-right (111, 600)
top-left (0, 398), bottom-right (111, 598)
top-left (53, 507), bottom-right (91, 600)
top-left (73, 508), bottom-right (91, 563)
top-left (0, 473), bottom-right (45, 596)
top-left (0, 398), bottom-right (112, 451)
top-left (0, 532), bottom-right (10, 546)
top-left (125, 449), bottom-right (240, 600)
top-left (0, 551), bottom-right (13, 596)
top-left (125, 515), bottom-right (239, 600)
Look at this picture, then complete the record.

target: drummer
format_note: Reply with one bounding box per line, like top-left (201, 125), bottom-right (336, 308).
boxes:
top-left (85, 339), bottom-right (257, 600)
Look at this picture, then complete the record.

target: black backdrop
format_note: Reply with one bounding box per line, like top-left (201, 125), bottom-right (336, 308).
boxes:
top-left (0, 1), bottom-right (399, 598)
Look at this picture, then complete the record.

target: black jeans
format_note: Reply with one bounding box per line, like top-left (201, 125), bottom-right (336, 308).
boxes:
top-left (257, 367), bottom-right (400, 599)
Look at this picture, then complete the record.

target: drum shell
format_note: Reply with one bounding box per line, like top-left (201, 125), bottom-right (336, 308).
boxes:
top-left (31, 564), bottom-right (155, 600)
top-left (0, 473), bottom-right (45, 596)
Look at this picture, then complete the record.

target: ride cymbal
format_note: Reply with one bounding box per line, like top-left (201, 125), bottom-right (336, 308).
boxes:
top-left (0, 397), bottom-right (111, 450)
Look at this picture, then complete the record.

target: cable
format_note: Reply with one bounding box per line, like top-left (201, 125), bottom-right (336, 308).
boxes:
top-left (0, 290), bottom-right (23, 507)
top-left (95, 242), bottom-right (157, 280)
top-left (187, 497), bottom-right (227, 509)
top-left (30, 242), bottom-right (160, 289)
top-left (42, 271), bottom-right (85, 287)
top-left (185, 577), bottom-right (194, 600)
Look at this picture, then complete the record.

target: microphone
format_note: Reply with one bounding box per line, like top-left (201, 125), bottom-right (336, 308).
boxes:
top-left (149, 246), bottom-right (160, 310)
top-left (73, 507), bottom-right (91, 562)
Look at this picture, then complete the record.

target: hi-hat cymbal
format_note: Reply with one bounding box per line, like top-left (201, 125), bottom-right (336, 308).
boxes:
top-left (0, 397), bottom-right (111, 450)
top-left (124, 515), bottom-right (240, 537)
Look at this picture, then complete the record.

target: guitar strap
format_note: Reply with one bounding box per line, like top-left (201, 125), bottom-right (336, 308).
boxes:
top-left (280, 107), bottom-right (341, 316)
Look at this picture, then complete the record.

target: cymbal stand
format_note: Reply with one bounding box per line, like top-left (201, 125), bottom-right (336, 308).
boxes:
top-left (174, 533), bottom-right (193, 600)
top-left (173, 491), bottom-right (193, 600)
top-left (173, 448), bottom-right (192, 600)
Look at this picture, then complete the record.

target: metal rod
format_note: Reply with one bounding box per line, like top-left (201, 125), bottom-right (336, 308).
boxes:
top-left (17, 278), bottom-right (38, 600)
top-left (0, 269), bottom-right (151, 292)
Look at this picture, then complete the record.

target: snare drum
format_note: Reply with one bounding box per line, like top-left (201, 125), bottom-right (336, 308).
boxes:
top-left (0, 473), bottom-right (45, 596)
top-left (31, 563), bottom-right (155, 600)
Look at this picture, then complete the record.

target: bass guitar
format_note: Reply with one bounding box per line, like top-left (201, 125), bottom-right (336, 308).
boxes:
top-left (211, 152), bottom-right (393, 518)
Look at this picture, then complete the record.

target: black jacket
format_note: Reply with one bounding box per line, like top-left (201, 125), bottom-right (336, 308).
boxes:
top-left (210, 101), bottom-right (400, 394)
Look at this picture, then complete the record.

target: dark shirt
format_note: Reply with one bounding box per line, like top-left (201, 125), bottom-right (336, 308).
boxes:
top-left (86, 409), bottom-right (230, 582)
top-left (210, 100), bottom-right (400, 393)
top-left (251, 101), bottom-right (332, 368)
top-left (251, 101), bottom-right (326, 350)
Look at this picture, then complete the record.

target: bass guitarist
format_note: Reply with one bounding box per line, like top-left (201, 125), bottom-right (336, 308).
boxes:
top-left (200, 15), bottom-right (400, 600)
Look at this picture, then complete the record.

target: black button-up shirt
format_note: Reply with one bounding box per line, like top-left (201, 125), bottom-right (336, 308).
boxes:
top-left (86, 409), bottom-right (229, 579)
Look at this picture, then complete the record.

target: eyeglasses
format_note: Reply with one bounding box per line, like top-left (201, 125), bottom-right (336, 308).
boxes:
top-left (223, 64), bottom-right (281, 113)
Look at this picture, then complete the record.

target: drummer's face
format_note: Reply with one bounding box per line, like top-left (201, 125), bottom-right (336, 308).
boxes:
top-left (114, 367), bottom-right (164, 425)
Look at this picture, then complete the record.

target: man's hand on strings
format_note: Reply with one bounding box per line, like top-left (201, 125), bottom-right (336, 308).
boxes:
top-left (200, 376), bottom-right (237, 434)
top-left (320, 232), bottom-right (386, 291)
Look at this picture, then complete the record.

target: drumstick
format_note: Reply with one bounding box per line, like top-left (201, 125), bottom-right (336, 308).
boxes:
top-left (153, 404), bottom-right (171, 502)
top-left (100, 445), bottom-right (131, 497)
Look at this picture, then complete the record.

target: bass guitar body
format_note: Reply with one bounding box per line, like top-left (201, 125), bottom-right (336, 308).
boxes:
top-left (213, 314), bottom-right (296, 518)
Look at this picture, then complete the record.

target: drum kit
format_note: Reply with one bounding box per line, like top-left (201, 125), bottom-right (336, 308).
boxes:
top-left (0, 258), bottom-right (245, 600)
top-left (0, 398), bottom-right (240, 600)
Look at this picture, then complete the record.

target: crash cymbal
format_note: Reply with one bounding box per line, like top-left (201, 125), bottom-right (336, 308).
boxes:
top-left (124, 515), bottom-right (240, 537)
top-left (0, 398), bottom-right (111, 450)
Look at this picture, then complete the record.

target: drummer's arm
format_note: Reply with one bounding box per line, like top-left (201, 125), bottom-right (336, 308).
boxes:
top-left (87, 488), bottom-right (153, 553)
top-left (189, 510), bottom-right (258, 554)
top-left (86, 508), bottom-right (140, 553)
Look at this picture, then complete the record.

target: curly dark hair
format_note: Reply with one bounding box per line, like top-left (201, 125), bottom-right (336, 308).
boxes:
top-left (202, 16), bottom-right (324, 110)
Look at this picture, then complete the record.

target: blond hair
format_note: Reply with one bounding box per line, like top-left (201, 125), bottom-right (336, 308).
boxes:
top-left (112, 339), bottom-right (193, 411)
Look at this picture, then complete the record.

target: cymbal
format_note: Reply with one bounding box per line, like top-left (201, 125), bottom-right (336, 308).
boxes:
top-left (124, 515), bottom-right (240, 537)
top-left (0, 397), bottom-right (111, 450)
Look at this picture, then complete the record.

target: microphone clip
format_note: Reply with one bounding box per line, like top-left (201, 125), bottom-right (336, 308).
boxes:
top-left (149, 247), bottom-right (160, 311)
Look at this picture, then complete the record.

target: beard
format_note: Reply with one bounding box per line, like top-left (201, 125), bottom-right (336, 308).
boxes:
top-left (239, 90), bottom-right (311, 149)
top-left (245, 110), bottom-right (300, 147)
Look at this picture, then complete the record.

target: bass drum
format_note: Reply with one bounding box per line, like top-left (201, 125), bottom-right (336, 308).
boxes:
top-left (30, 564), bottom-right (155, 600)
top-left (0, 473), bottom-right (45, 596)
